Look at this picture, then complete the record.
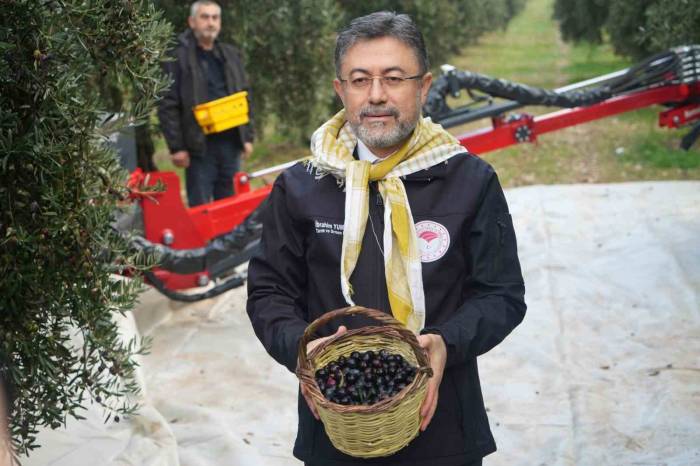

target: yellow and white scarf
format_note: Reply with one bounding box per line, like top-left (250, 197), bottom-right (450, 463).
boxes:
top-left (308, 109), bottom-right (464, 333)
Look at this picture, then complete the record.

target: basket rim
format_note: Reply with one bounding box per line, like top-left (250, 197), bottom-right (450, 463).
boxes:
top-left (296, 306), bottom-right (433, 414)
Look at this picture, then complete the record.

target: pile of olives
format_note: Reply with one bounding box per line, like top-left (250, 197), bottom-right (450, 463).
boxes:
top-left (314, 349), bottom-right (417, 406)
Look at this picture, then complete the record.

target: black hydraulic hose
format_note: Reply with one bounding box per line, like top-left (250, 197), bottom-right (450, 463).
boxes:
top-left (144, 270), bottom-right (246, 302)
top-left (425, 45), bottom-right (700, 129)
top-left (432, 100), bottom-right (520, 128)
top-left (207, 239), bottom-right (260, 279)
top-left (465, 71), bottom-right (609, 106)
top-left (606, 50), bottom-right (679, 94)
top-left (130, 202), bottom-right (265, 275)
top-left (681, 121), bottom-right (700, 150)
top-left (424, 70), bottom-right (613, 121)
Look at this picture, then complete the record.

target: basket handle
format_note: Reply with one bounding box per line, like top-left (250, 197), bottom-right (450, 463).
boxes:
top-left (297, 306), bottom-right (429, 377)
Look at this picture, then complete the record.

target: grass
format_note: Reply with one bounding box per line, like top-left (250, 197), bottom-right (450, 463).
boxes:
top-left (151, 0), bottom-right (700, 194)
top-left (450, 0), bottom-right (700, 187)
top-left (450, 0), bottom-right (568, 89)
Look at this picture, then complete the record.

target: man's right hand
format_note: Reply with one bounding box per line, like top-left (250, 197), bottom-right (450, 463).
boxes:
top-left (171, 150), bottom-right (190, 168)
top-left (301, 325), bottom-right (347, 420)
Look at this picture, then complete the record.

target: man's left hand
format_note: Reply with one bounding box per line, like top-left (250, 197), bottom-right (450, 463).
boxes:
top-left (417, 333), bottom-right (447, 431)
top-left (242, 142), bottom-right (254, 160)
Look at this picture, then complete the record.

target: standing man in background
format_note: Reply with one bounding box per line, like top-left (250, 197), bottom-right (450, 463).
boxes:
top-left (158, 0), bottom-right (255, 207)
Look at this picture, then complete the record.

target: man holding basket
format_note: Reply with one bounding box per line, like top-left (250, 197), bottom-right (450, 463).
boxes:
top-left (247, 11), bottom-right (526, 466)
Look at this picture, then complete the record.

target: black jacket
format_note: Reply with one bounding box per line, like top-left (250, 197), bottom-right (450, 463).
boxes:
top-left (247, 152), bottom-right (526, 465)
top-left (158, 30), bottom-right (254, 157)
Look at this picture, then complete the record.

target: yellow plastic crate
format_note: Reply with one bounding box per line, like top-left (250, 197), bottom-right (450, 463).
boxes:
top-left (193, 90), bottom-right (249, 135)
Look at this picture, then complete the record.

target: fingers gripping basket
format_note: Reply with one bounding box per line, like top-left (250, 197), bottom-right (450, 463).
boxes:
top-left (296, 306), bottom-right (433, 458)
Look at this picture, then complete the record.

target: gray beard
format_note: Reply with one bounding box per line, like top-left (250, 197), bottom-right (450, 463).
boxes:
top-left (349, 91), bottom-right (422, 149)
top-left (352, 118), bottom-right (416, 149)
top-left (193, 29), bottom-right (219, 43)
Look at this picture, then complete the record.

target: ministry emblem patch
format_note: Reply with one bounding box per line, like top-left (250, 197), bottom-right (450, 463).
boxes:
top-left (415, 220), bottom-right (450, 263)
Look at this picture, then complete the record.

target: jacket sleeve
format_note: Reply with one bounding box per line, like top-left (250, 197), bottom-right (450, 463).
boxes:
top-left (157, 52), bottom-right (185, 154)
top-left (246, 173), bottom-right (309, 373)
top-left (422, 169), bottom-right (526, 368)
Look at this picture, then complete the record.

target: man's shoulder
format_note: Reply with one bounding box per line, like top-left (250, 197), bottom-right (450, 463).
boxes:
top-left (217, 40), bottom-right (240, 50)
top-left (173, 30), bottom-right (194, 50)
top-left (270, 161), bottom-right (345, 218)
top-left (418, 151), bottom-right (495, 189)
top-left (446, 151), bottom-right (496, 178)
top-left (217, 41), bottom-right (243, 58)
top-left (276, 161), bottom-right (318, 189)
top-left (167, 31), bottom-right (193, 61)
top-left (275, 160), bottom-right (345, 199)
top-left (421, 152), bottom-right (499, 208)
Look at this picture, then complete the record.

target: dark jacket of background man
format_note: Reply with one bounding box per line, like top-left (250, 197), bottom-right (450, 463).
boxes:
top-left (159, 29), bottom-right (255, 157)
top-left (158, 23), bottom-right (255, 207)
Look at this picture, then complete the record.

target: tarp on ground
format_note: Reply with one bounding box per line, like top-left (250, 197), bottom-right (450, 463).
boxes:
top-left (24, 181), bottom-right (700, 466)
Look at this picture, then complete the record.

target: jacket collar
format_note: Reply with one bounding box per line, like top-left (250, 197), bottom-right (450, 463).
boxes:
top-left (179, 29), bottom-right (224, 59)
top-left (351, 146), bottom-right (455, 181)
top-left (401, 159), bottom-right (452, 181)
top-left (351, 143), bottom-right (458, 181)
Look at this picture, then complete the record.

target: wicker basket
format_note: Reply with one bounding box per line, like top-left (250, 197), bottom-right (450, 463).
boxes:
top-left (296, 306), bottom-right (433, 458)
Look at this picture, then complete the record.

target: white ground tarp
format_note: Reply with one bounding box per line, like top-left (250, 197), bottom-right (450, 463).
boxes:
top-left (25, 181), bottom-right (700, 466)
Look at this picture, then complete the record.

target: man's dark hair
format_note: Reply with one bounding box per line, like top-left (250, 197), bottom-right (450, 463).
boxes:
top-left (334, 11), bottom-right (430, 78)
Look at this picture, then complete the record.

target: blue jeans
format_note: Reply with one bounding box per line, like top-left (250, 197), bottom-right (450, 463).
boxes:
top-left (185, 139), bottom-right (241, 207)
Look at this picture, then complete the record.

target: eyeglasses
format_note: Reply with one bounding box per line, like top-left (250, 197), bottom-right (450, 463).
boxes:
top-left (339, 74), bottom-right (424, 91)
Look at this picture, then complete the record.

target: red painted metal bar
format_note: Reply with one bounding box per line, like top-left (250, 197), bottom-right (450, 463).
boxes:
top-left (534, 85), bottom-right (693, 135)
top-left (456, 84), bottom-right (699, 154)
top-left (659, 103), bottom-right (700, 128)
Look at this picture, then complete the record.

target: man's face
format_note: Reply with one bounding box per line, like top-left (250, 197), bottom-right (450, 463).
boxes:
top-left (333, 36), bottom-right (432, 156)
top-left (188, 3), bottom-right (221, 43)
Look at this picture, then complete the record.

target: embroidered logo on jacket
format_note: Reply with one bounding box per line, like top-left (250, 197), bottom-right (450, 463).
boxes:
top-left (415, 220), bottom-right (450, 262)
top-left (315, 219), bottom-right (344, 236)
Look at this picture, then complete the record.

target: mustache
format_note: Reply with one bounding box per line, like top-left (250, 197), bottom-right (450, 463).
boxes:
top-left (360, 106), bottom-right (399, 118)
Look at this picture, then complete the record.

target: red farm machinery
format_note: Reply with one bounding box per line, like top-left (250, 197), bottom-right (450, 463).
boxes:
top-left (122, 45), bottom-right (700, 301)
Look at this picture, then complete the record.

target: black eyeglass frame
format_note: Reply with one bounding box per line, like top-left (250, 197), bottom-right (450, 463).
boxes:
top-left (339, 74), bottom-right (425, 89)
